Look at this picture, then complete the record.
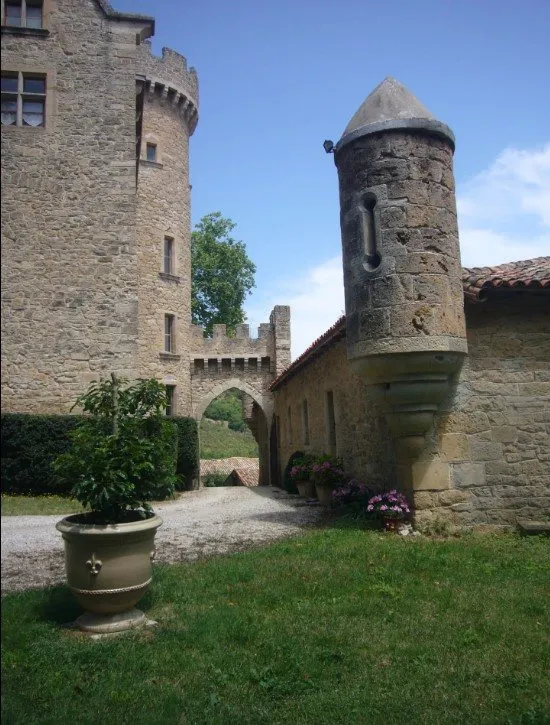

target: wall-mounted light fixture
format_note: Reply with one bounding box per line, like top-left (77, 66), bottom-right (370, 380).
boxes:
top-left (323, 139), bottom-right (334, 154)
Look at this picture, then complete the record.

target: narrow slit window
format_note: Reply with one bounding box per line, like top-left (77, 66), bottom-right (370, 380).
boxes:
top-left (146, 142), bottom-right (157, 161)
top-left (165, 385), bottom-right (176, 417)
top-left (302, 400), bottom-right (310, 446)
top-left (325, 390), bottom-right (337, 455)
top-left (163, 236), bottom-right (174, 274)
top-left (359, 194), bottom-right (381, 270)
top-left (287, 406), bottom-right (293, 443)
top-left (164, 314), bottom-right (175, 352)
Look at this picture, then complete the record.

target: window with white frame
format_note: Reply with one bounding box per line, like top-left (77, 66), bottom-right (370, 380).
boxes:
top-left (1, 72), bottom-right (46, 127)
top-left (164, 314), bottom-right (175, 353)
top-left (163, 236), bottom-right (174, 274)
top-left (3, 0), bottom-right (43, 28)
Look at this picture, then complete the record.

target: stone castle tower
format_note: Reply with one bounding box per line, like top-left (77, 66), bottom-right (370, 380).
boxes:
top-left (1, 0), bottom-right (290, 465)
top-left (333, 77), bottom-right (467, 485)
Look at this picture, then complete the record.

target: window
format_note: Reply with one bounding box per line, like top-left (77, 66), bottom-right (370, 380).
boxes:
top-left (325, 391), bottom-right (337, 455)
top-left (1, 72), bottom-right (45, 127)
top-left (146, 142), bottom-right (157, 161)
top-left (164, 314), bottom-right (175, 352)
top-left (302, 400), bottom-right (310, 446)
top-left (163, 236), bottom-right (174, 274)
top-left (3, 0), bottom-right (43, 28)
top-left (165, 385), bottom-right (176, 417)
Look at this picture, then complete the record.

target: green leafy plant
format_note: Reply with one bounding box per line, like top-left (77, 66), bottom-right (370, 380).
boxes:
top-left (311, 454), bottom-right (346, 488)
top-left (202, 473), bottom-right (232, 488)
top-left (54, 375), bottom-right (177, 524)
top-left (289, 454), bottom-right (316, 483)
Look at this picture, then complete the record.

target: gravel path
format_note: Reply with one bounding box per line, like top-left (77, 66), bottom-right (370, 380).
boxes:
top-left (1, 487), bottom-right (326, 593)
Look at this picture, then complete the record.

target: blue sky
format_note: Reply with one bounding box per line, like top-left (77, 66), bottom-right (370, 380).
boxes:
top-left (116, 0), bottom-right (549, 358)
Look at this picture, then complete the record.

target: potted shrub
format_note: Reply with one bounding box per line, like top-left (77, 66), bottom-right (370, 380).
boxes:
top-left (366, 489), bottom-right (411, 532)
top-left (54, 374), bottom-right (177, 633)
top-left (289, 455), bottom-right (316, 499)
top-left (311, 454), bottom-right (346, 506)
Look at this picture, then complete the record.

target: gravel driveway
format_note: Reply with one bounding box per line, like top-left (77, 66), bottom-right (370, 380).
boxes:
top-left (1, 487), bottom-right (326, 593)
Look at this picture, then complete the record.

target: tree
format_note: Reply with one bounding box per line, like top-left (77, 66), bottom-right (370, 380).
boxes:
top-left (191, 212), bottom-right (256, 336)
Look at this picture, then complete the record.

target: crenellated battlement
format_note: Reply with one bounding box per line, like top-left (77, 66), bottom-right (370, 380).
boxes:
top-left (189, 306), bottom-right (291, 379)
top-left (137, 40), bottom-right (198, 132)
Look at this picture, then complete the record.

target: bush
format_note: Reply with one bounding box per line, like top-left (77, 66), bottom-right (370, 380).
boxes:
top-left (1, 414), bottom-right (82, 495)
top-left (282, 451), bottom-right (307, 494)
top-left (202, 473), bottom-right (232, 487)
top-left (172, 416), bottom-right (199, 490)
top-left (1, 411), bottom-right (199, 498)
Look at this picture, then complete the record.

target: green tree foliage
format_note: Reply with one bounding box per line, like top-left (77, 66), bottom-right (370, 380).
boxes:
top-left (204, 389), bottom-right (247, 432)
top-left (191, 212), bottom-right (256, 336)
top-left (54, 376), bottom-right (177, 523)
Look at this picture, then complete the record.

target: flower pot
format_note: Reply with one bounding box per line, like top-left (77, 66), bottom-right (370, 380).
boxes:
top-left (382, 516), bottom-right (401, 533)
top-left (296, 480), bottom-right (316, 499)
top-left (315, 483), bottom-right (335, 506)
top-left (56, 512), bottom-right (162, 633)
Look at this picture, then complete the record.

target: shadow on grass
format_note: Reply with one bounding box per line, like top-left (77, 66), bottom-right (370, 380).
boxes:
top-left (34, 584), bottom-right (82, 625)
top-left (34, 582), bottom-right (157, 626)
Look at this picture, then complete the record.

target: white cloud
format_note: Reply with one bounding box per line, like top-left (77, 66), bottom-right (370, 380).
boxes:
top-left (457, 144), bottom-right (550, 266)
top-left (246, 256), bottom-right (345, 361)
top-left (247, 144), bottom-right (550, 361)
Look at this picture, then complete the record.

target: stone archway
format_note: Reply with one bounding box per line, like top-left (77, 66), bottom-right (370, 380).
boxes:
top-left (192, 377), bottom-right (272, 486)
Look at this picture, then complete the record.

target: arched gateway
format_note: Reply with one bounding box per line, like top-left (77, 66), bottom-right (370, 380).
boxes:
top-left (190, 306), bottom-right (290, 486)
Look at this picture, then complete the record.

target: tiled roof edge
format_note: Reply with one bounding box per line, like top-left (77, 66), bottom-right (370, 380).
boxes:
top-left (271, 257), bottom-right (550, 390)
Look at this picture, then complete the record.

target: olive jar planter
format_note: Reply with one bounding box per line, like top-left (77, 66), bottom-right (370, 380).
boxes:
top-left (56, 513), bottom-right (162, 633)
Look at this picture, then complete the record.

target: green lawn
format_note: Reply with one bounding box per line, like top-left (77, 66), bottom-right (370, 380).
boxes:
top-left (200, 417), bottom-right (259, 459)
top-left (2, 527), bottom-right (549, 725)
top-left (0, 494), bottom-right (85, 516)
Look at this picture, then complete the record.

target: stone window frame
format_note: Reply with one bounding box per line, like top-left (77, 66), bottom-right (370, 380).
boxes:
top-left (159, 233), bottom-right (180, 282)
top-left (301, 399), bottom-right (310, 446)
top-left (1, 0), bottom-right (51, 32)
top-left (140, 133), bottom-right (163, 168)
top-left (163, 313), bottom-right (176, 353)
top-left (0, 64), bottom-right (54, 130)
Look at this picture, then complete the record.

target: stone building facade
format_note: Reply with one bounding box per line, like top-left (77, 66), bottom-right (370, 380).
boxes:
top-left (271, 79), bottom-right (549, 527)
top-left (1, 0), bottom-right (290, 483)
top-left (2, 3), bottom-right (548, 516)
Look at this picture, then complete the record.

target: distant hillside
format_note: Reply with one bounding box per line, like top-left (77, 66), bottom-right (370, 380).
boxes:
top-left (200, 418), bottom-right (259, 459)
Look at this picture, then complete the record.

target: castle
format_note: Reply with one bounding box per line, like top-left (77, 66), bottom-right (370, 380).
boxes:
top-left (2, 0), bottom-right (549, 525)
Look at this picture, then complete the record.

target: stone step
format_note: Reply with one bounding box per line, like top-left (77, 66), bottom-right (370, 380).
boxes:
top-left (517, 519), bottom-right (550, 536)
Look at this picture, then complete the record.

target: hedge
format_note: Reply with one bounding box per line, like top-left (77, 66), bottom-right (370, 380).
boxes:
top-left (172, 416), bottom-right (199, 490)
top-left (1, 414), bottom-right (81, 495)
top-left (1, 413), bottom-right (199, 497)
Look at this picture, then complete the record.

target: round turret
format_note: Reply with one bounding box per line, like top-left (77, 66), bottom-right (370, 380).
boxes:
top-left (333, 77), bottom-right (467, 454)
top-left (135, 41), bottom-right (199, 415)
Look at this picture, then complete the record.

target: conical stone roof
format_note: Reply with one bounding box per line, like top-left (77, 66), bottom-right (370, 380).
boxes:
top-left (335, 77), bottom-right (454, 152)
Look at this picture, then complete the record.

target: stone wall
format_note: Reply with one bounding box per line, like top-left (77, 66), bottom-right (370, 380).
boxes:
top-left (1, 0), bottom-right (151, 412)
top-left (273, 295), bottom-right (550, 526)
top-left (413, 295), bottom-right (550, 527)
top-left (273, 337), bottom-right (397, 488)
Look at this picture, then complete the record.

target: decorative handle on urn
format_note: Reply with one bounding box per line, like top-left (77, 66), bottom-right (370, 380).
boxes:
top-left (85, 553), bottom-right (102, 576)
top-left (150, 549), bottom-right (156, 563)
